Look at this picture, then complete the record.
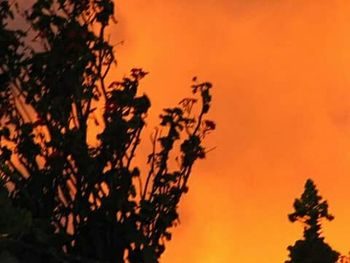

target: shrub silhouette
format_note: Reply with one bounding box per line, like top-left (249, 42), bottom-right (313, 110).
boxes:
top-left (286, 179), bottom-right (339, 263)
top-left (0, 1), bottom-right (215, 262)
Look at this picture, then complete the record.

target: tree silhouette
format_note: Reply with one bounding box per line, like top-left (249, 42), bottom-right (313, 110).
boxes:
top-left (0, 0), bottom-right (215, 262)
top-left (286, 179), bottom-right (339, 263)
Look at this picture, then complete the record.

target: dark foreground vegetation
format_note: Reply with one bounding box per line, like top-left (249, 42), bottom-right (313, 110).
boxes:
top-left (0, 0), bottom-right (215, 262)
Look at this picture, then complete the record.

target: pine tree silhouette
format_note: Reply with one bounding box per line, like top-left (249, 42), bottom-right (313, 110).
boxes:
top-left (286, 179), bottom-right (339, 263)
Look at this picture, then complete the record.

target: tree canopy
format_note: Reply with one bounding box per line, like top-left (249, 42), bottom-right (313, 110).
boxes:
top-left (286, 179), bottom-right (339, 263)
top-left (0, 0), bottom-right (215, 262)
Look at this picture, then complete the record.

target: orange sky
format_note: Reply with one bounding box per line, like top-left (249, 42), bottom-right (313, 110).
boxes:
top-left (111, 1), bottom-right (350, 262)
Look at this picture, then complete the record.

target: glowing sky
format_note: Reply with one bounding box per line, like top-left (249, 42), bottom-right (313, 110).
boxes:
top-left (111, 1), bottom-right (350, 262)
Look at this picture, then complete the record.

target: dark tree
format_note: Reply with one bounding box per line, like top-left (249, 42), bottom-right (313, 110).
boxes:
top-left (286, 179), bottom-right (339, 263)
top-left (0, 0), bottom-right (215, 262)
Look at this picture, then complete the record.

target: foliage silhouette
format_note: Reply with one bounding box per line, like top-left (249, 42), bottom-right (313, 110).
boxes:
top-left (286, 179), bottom-right (339, 263)
top-left (338, 255), bottom-right (350, 263)
top-left (0, 0), bottom-right (215, 262)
